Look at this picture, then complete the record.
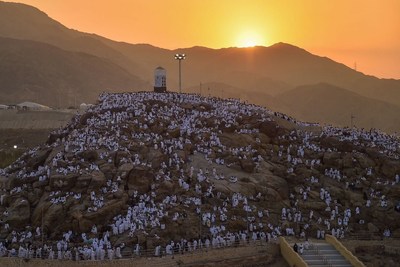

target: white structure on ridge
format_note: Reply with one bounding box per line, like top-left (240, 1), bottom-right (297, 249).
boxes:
top-left (154, 67), bottom-right (167, 93)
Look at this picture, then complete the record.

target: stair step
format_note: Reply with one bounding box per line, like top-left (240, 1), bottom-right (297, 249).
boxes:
top-left (289, 240), bottom-right (357, 267)
top-left (303, 259), bottom-right (326, 265)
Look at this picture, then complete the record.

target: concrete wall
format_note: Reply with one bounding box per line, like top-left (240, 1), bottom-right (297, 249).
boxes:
top-left (279, 237), bottom-right (308, 267)
top-left (325, 234), bottom-right (366, 267)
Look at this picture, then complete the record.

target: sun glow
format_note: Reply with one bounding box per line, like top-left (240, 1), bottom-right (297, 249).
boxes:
top-left (236, 30), bottom-right (265, 48)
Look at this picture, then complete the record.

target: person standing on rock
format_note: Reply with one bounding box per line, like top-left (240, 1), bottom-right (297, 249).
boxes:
top-left (293, 243), bottom-right (298, 253)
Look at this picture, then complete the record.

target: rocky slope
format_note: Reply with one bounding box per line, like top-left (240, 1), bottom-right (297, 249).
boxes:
top-left (0, 92), bottom-right (399, 255)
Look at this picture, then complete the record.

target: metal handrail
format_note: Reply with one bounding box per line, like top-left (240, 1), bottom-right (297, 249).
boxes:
top-left (0, 238), bottom-right (271, 262)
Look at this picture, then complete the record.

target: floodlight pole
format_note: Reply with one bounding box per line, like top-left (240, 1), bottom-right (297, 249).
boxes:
top-left (179, 59), bottom-right (182, 93)
top-left (174, 54), bottom-right (186, 93)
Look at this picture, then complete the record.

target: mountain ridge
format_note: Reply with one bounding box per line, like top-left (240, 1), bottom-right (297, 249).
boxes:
top-left (0, 36), bottom-right (148, 106)
top-left (275, 83), bottom-right (400, 132)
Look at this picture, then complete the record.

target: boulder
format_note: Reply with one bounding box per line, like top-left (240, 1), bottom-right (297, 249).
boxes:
top-left (76, 174), bottom-right (92, 190)
top-left (79, 150), bottom-right (99, 162)
top-left (324, 137), bottom-right (355, 152)
top-left (322, 152), bottom-right (342, 168)
top-left (46, 132), bottom-right (65, 145)
top-left (262, 187), bottom-right (282, 202)
top-left (118, 163), bottom-right (134, 180)
top-left (99, 163), bottom-right (115, 179)
top-left (45, 146), bottom-right (65, 165)
top-left (342, 153), bottom-right (355, 168)
top-left (89, 171), bottom-right (106, 189)
top-left (5, 198), bottom-right (30, 229)
top-left (221, 124), bottom-right (237, 133)
top-left (259, 121), bottom-right (281, 139)
top-left (114, 151), bottom-right (131, 166)
top-left (354, 153), bottom-right (376, 169)
top-left (167, 128), bottom-right (180, 138)
top-left (380, 159), bottom-right (400, 179)
top-left (150, 123), bottom-right (166, 135)
top-left (31, 199), bottom-right (71, 238)
top-left (27, 148), bottom-right (52, 169)
top-left (363, 147), bottom-right (381, 161)
top-left (256, 133), bottom-right (271, 145)
top-left (183, 143), bottom-right (194, 156)
top-left (127, 166), bottom-right (153, 193)
top-left (27, 190), bottom-right (41, 206)
top-left (49, 173), bottom-right (79, 190)
top-left (79, 112), bottom-right (93, 126)
top-left (239, 159), bottom-right (255, 173)
top-left (118, 163), bottom-right (134, 173)
top-left (82, 198), bottom-right (128, 232)
top-left (219, 133), bottom-right (256, 148)
top-left (261, 174), bottom-right (289, 200)
top-left (0, 175), bottom-right (13, 190)
top-left (147, 149), bottom-right (167, 169)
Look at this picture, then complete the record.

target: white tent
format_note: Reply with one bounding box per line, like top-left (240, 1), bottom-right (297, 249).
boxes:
top-left (0, 104), bottom-right (8, 110)
top-left (17, 102), bottom-right (51, 111)
top-left (80, 103), bottom-right (88, 110)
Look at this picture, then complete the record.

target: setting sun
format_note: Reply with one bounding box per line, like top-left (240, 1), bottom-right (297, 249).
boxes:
top-left (236, 30), bottom-right (265, 48)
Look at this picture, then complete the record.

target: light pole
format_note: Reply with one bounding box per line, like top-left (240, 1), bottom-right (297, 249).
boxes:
top-left (174, 53), bottom-right (186, 93)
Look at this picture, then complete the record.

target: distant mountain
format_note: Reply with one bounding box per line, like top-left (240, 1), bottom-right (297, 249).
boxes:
top-left (274, 83), bottom-right (400, 133)
top-left (0, 1), bottom-right (399, 132)
top-left (0, 1), bottom-right (143, 76)
top-left (103, 42), bottom-right (400, 106)
top-left (0, 37), bottom-right (147, 107)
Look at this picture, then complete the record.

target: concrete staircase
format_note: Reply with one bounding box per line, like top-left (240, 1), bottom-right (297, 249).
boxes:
top-left (300, 241), bottom-right (353, 267)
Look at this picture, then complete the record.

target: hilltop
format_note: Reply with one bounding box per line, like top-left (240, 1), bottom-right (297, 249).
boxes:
top-left (0, 92), bottom-right (399, 265)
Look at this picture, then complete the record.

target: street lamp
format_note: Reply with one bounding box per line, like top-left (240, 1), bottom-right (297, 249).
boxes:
top-left (174, 53), bottom-right (186, 93)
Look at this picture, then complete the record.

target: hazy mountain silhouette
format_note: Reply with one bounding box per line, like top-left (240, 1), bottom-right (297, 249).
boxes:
top-left (0, 1), bottom-right (143, 76)
top-left (274, 83), bottom-right (400, 133)
top-left (0, 37), bottom-right (147, 107)
top-left (0, 1), bottom-right (399, 132)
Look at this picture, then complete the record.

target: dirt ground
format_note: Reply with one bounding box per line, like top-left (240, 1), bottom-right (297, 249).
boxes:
top-left (341, 238), bottom-right (400, 267)
top-left (0, 110), bottom-right (73, 167)
top-left (0, 129), bottom-right (53, 150)
top-left (0, 129), bottom-right (56, 167)
top-left (0, 243), bottom-right (288, 267)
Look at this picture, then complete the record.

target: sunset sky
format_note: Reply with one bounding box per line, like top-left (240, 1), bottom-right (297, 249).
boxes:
top-left (8, 0), bottom-right (400, 79)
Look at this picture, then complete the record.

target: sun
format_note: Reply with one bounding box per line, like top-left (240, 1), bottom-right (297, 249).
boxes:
top-left (236, 30), bottom-right (264, 48)
top-left (240, 39), bottom-right (258, 48)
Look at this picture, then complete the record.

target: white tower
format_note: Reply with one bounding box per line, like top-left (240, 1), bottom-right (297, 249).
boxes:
top-left (154, 66), bottom-right (167, 93)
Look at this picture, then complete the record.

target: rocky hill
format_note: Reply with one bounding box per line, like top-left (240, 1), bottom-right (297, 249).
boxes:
top-left (0, 92), bottom-right (399, 260)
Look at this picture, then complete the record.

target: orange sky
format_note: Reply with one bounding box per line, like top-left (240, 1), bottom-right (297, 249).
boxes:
top-left (7, 0), bottom-right (400, 79)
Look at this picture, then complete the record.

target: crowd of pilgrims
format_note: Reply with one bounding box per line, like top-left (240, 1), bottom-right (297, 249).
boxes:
top-left (0, 91), bottom-right (399, 261)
